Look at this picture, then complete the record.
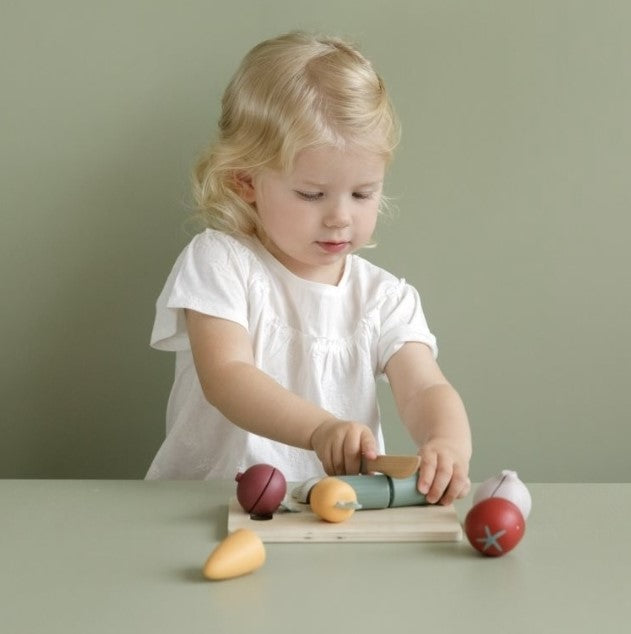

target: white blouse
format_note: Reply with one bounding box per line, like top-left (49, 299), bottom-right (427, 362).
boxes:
top-left (147, 229), bottom-right (437, 481)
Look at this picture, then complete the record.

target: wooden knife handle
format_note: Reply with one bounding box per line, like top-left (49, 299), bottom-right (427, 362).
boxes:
top-left (361, 455), bottom-right (421, 479)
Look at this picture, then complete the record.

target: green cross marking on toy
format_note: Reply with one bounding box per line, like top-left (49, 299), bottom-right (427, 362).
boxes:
top-left (476, 526), bottom-right (507, 553)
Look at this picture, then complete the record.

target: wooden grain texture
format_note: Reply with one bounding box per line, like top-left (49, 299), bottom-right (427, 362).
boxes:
top-left (362, 454), bottom-right (422, 478)
top-left (227, 498), bottom-right (463, 543)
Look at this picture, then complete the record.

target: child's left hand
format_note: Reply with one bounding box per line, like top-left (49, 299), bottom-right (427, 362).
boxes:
top-left (384, 342), bottom-right (472, 505)
top-left (416, 439), bottom-right (471, 505)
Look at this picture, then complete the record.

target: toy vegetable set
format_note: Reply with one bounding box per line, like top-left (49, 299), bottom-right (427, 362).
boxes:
top-left (203, 459), bottom-right (532, 580)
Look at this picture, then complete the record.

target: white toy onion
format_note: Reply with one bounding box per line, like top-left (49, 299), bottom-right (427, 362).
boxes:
top-left (473, 470), bottom-right (532, 519)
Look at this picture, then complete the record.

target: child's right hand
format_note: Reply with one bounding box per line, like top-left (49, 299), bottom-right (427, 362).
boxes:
top-left (309, 419), bottom-right (378, 476)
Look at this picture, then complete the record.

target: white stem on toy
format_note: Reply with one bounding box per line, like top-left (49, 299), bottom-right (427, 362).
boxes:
top-left (334, 501), bottom-right (363, 510)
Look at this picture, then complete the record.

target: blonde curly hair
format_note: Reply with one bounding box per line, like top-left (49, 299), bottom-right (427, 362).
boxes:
top-left (192, 31), bottom-right (400, 237)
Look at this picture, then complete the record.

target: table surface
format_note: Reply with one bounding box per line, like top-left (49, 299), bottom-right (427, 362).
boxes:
top-left (1, 480), bottom-right (628, 634)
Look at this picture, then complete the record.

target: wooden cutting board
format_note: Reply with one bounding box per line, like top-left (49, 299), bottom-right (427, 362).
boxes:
top-left (227, 498), bottom-right (463, 542)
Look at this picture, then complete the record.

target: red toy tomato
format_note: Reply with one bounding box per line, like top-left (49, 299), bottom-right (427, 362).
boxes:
top-left (465, 497), bottom-right (525, 557)
top-left (235, 464), bottom-right (287, 518)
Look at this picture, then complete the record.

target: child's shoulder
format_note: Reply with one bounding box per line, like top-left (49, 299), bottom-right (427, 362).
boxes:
top-left (187, 227), bottom-right (251, 252)
top-left (350, 252), bottom-right (407, 294)
top-left (184, 228), bottom-right (259, 267)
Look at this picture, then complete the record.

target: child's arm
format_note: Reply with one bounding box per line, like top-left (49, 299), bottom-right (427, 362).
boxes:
top-left (385, 342), bottom-right (472, 505)
top-left (185, 309), bottom-right (377, 475)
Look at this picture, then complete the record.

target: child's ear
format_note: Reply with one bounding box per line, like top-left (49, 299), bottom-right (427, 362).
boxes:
top-left (233, 171), bottom-right (256, 203)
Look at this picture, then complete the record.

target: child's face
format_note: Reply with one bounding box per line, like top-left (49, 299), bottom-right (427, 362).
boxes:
top-left (245, 145), bottom-right (385, 285)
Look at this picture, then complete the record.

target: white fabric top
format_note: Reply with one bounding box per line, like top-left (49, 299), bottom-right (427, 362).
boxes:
top-left (147, 229), bottom-right (437, 481)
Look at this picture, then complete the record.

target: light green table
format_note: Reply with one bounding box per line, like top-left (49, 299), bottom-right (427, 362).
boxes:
top-left (1, 481), bottom-right (628, 633)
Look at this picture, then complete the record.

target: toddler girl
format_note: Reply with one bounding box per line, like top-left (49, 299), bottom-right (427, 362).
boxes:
top-left (147, 32), bottom-right (471, 505)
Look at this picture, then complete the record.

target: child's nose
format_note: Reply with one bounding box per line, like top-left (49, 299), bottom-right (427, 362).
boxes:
top-left (323, 201), bottom-right (351, 228)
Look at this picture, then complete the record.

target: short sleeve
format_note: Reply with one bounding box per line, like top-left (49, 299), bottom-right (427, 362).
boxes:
top-left (150, 231), bottom-right (250, 351)
top-left (377, 280), bottom-right (438, 372)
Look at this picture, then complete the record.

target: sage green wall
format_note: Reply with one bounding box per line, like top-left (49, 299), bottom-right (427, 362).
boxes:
top-left (2, 1), bottom-right (629, 481)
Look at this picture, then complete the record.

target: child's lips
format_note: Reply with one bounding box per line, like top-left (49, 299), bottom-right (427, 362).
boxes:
top-left (317, 241), bottom-right (350, 253)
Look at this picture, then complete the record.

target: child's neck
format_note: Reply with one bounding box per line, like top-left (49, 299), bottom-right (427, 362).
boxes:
top-left (257, 235), bottom-right (346, 286)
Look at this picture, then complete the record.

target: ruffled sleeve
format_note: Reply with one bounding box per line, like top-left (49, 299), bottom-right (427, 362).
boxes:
top-left (150, 230), bottom-right (250, 351)
top-left (376, 280), bottom-right (438, 373)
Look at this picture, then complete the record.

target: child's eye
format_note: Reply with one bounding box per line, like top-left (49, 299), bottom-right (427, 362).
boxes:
top-left (295, 191), bottom-right (323, 201)
top-left (353, 191), bottom-right (374, 200)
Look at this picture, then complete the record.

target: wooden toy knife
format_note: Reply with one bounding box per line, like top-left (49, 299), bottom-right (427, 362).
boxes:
top-left (361, 454), bottom-right (421, 479)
